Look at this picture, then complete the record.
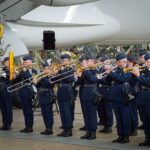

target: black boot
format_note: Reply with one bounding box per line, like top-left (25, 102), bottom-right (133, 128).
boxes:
top-left (79, 126), bottom-right (86, 131)
top-left (80, 131), bottom-right (91, 139)
top-left (130, 127), bottom-right (137, 136)
top-left (120, 136), bottom-right (129, 143)
top-left (104, 127), bottom-right (112, 134)
top-left (23, 126), bottom-right (33, 133)
top-left (63, 128), bottom-right (72, 137)
top-left (99, 126), bottom-right (107, 133)
top-left (40, 126), bottom-right (53, 135)
top-left (88, 131), bottom-right (96, 140)
top-left (112, 136), bottom-right (123, 143)
top-left (57, 129), bottom-right (67, 136)
top-left (139, 135), bottom-right (150, 146)
top-left (0, 123), bottom-right (7, 130)
top-left (4, 123), bottom-right (12, 130)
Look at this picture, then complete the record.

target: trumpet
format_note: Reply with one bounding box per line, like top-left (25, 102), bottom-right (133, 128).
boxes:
top-left (123, 65), bottom-right (146, 73)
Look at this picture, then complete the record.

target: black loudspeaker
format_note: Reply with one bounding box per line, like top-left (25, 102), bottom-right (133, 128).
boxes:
top-left (43, 31), bottom-right (55, 50)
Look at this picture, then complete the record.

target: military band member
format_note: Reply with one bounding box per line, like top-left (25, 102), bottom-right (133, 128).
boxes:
top-left (75, 56), bottom-right (87, 131)
top-left (104, 53), bottom-right (132, 143)
top-left (137, 50), bottom-right (148, 129)
top-left (0, 57), bottom-right (13, 130)
top-left (35, 62), bottom-right (54, 135)
top-left (98, 56), bottom-right (113, 134)
top-left (14, 56), bottom-right (37, 133)
top-left (57, 54), bottom-right (75, 137)
top-left (96, 54), bottom-right (105, 126)
top-left (127, 56), bottom-right (138, 136)
top-left (131, 54), bottom-right (150, 147)
top-left (76, 55), bottom-right (99, 140)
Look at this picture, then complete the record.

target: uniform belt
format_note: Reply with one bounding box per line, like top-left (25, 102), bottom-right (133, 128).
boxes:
top-left (59, 83), bottom-right (72, 87)
top-left (84, 84), bottom-right (97, 87)
top-left (111, 81), bottom-right (117, 85)
top-left (141, 86), bottom-right (150, 90)
top-left (40, 88), bottom-right (50, 92)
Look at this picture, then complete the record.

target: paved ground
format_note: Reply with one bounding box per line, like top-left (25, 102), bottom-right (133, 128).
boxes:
top-left (0, 100), bottom-right (149, 150)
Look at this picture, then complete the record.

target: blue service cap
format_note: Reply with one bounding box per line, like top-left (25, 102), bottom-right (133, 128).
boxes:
top-left (23, 55), bottom-right (32, 61)
top-left (144, 54), bottom-right (150, 60)
top-left (116, 53), bottom-right (127, 61)
top-left (101, 56), bottom-right (110, 62)
top-left (97, 53), bottom-right (104, 58)
top-left (61, 54), bottom-right (71, 60)
top-left (4, 57), bottom-right (9, 61)
top-left (43, 62), bottom-right (49, 68)
top-left (127, 56), bottom-right (137, 61)
top-left (79, 56), bottom-right (86, 62)
top-left (86, 55), bottom-right (95, 60)
top-left (139, 51), bottom-right (148, 56)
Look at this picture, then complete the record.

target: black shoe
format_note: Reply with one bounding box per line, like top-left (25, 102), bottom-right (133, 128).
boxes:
top-left (24, 126), bottom-right (33, 133)
top-left (139, 135), bottom-right (150, 146)
top-left (120, 136), bottom-right (129, 143)
top-left (0, 123), bottom-right (7, 130)
top-left (40, 127), bottom-right (53, 135)
top-left (80, 131), bottom-right (91, 139)
top-left (137, 124), bottom-right (144, 130)
top-left (79, 126), bottom-right (86, 131)
top-left (104, 127), bottom-right (112, 134)
top-left (20, 127), bottom-right (28, 132)
top-left (130, 127), bottom-right (137, 136)
top-left (57, 129), bottom-right (67, 136)
top-left (63, 128), bottom-right (72, 137)
top-left (20, 126), bottom-right (33, 133)
top-left (112, 136), bottom-right (123, 143)
top-left (88, 131), bottom-right (96, 140)
top-left (4, 124), bottom-right (12, 131)
top-left (99, 127), bottom-right (107, 133)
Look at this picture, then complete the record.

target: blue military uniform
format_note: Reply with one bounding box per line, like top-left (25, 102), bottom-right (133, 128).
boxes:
top-left (76, 56), bottom-right (87, 130)
top-left (14, 56), bottom-right (37, 133)
top-left (57, 54), bottom-right (75, 137)
top-left (127, 56), bottom-right (138, 136)
top-left (136, 54), bottom-right (150, 146)
top-left (98, 56), bottom-right (113, 133)
top-left (96, 54), bottom-right (105, 126)
top-left (105, 54), bottom-right (132, 143)
top-left (36, 62), bottom-right (54, 135)
top-left (79, 55), bottom-right (99, 140)
top-left (137, 51), bottom-right (148, 129)
top-left (0, 57), bottom-right (13, 130)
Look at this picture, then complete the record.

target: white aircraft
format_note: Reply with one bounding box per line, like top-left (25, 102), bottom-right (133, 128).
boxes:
top-left (0, 0), bottom-right (150, 57)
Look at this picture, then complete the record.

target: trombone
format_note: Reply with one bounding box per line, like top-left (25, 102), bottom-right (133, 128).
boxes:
top-left (49, 61), bottom-right (80, 80)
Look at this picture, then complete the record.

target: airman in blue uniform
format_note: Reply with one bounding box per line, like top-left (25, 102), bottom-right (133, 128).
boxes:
top-left (127, 56), bottom-right (138, 136)
top-left (104, 53), bottom-right (132, 143)
top-left (57, 54), bottom-right (75, 137)
top-left (35, 62), bottom-right (54, 135)
top-left (98, 56), bottom-right (113, 134)
top-left (131, 54), bottom-right (150, 147)
top-left (96, 54), bottom-right (105, 126)
top-left (0, 57), bottom-right (13, 130)
top-left (75, 56), bottom-right (87, 131)
top-left (14, 56), bottom-right (37, 133)
top-left (137, 50), bottom-right (148, 130)
top-left (76, 55), bottom-right (99, 140)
